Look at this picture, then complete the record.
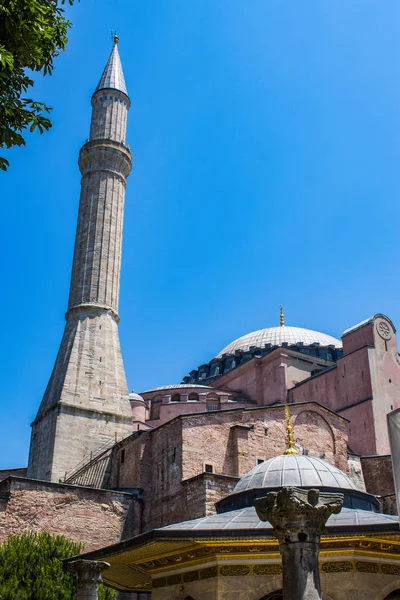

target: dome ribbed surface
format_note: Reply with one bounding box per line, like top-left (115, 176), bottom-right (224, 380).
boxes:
top-left (234, 454), bottom-right (357, 492)
top-left (217, 326), bottom-right (341, 357)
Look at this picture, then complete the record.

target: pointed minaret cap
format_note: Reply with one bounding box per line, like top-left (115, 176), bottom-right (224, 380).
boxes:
top-left (95, 36), bottom-right (128, 98)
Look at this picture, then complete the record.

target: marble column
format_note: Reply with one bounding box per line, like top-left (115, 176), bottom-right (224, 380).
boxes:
top-left (67, 559), bottom-right (110, 600)
top-left (255, 487), bottom-right (343, 600)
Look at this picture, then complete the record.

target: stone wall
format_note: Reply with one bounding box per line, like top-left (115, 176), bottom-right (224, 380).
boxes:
top-left (184, 473), bottom-right (238, 521)
top-left (180, 403), bottom-right (348, 480)
top-left (0, 468), bottom-right (27, 482)
top-left (0, 477), bottom-right (138, 551)
top-left (361, 455), bottom-right (395, 496)
top-left (66, 402), bottom-right (350, 533)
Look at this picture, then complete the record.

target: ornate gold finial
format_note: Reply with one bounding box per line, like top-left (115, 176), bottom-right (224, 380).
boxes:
top-left (284, 402), bottom-right (298, 455)
top-left (280, 305), bottom-right (285, 327)
top-left (113, 32), bottom-right (119, 44)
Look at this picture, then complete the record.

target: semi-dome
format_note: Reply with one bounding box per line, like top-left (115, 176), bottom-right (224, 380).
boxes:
top-left (217, 326), bottom-right (342, 357)
top-left (234, 454), bottom-right (357, 493)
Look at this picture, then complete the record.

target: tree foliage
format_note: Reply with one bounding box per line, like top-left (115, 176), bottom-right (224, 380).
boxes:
top-left (0, 0), bottom-right (76, 171)
top-left (0, 532), bottom-right (116, 600)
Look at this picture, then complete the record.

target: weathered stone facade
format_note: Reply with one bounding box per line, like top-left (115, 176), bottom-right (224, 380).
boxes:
top-left (64, 402), bottom-right (349, 532)
top-left (0, 477), bottom-right (139, 551)
top-left (27, 43), bottom-right (133, 483)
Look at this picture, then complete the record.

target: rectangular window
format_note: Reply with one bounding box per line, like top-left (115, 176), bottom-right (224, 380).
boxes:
top-left (205, 464), bottom-right (213, 473)
top-left (120, 449), bottom-right (125, 464)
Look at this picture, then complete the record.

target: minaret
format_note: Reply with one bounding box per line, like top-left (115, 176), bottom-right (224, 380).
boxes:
top-left (27, 37), bottom-right (133, 482)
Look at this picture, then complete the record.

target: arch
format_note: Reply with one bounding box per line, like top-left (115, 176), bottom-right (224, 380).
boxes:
top-left (246, 575), bottom-right (282, 600)
top-left (188, 392), bottom-right (199, 401)
top-left (258, 588), bottom-right (334, 600)
top-left (293, 410), bottom-right (335, 456)
top-left (385, 592), bottom-right (400, 599)
top-left (374, 580), bottom-right (400, 600)
top-left (171, 393), bottom-right (181, 402)
top-left (259, 592), bottom-right (282, 600)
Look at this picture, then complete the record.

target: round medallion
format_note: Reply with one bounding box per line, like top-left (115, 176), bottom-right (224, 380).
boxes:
top-left (375, 318), bottom-right (392, 340)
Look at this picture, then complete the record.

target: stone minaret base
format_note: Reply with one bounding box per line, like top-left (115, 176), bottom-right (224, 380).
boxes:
top-left (28, 308), bottom-right (132, 482)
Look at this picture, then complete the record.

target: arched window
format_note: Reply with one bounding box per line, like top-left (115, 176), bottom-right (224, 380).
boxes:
top-left (385, 591), bottom-right (400, 599)
top-left (188, 392), bottom-right (199, 401)
top-left (171, 393), bottom-right (180, 402)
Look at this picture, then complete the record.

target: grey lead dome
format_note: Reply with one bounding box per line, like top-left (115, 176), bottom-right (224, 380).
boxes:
top-left (234, 454), bottom-right (357, 493)
top-left (217, 325), bottom-right (342, 357)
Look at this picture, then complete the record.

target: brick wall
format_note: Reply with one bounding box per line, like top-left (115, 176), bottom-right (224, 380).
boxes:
top-left (0, 478), bottom-right (137, 551)
top-left (184, 473), bottom-right (238, 521)
top-left (361, 456), bottom-right (394, 496)
top-left (62, 402), bottom-right (350, 533)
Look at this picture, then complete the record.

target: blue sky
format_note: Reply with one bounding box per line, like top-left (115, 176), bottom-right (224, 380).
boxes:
top-left (2, 1), bottom-right (400, 469)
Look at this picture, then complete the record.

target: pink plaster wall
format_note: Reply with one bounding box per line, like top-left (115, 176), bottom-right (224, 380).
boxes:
top-left (343, 322), bottom-right (374, 355)
top-left (291, 316), bottom-right (400, 456)
top-left (369, 321), bottom-right (400, 455)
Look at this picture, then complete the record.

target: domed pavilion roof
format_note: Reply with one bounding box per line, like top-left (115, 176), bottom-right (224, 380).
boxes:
top-left (217, 326), bottom-right (341, 357)
top-left (234, 454), bottom-right (357, 493)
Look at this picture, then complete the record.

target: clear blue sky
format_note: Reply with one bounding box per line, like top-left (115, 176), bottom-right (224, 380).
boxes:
top-left (2, 1), bottom-right (400, 469)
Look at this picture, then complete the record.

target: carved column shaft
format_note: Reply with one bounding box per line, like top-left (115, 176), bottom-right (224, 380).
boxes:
top-left (280, 542), bottom-right (321, 600)
top-left (68, 559), bottom-right (110, 600)
top-left (255, 487), bottom-right (343, 600)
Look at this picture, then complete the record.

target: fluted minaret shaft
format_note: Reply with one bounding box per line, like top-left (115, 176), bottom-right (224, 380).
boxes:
top-left (28, 41), bottom-right (133, 483)
top-left (68, 48), bottom-right (131, 316)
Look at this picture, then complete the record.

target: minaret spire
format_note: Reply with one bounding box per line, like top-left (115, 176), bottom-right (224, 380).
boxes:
top-left (28, 42), bottom-right (133, 482)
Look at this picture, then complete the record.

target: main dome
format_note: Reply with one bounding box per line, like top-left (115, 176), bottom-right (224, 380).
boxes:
top-left (234, 454), bottom-right (357, 493)
top-left (217, 326), bottom-right (342, 357)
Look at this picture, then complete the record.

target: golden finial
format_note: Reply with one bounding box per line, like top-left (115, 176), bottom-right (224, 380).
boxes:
top-left (284, 402), bottom-right (298, 455)
top-left (113, 32), bottom-right (119, 44)
top-left (280, 305), bottom-right (285, 327)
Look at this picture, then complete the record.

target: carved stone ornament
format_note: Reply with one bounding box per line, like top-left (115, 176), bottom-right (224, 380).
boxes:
top-left (254, 487), bottom-right (343, 545)
top-left (67, 560), bottom-right (110, 595)
top-left (376, 317), bottom-right (392, 341)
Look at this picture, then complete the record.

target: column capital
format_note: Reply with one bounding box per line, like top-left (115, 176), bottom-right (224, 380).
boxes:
top-left (255, 487), bottom-right (343, 545)
top-left (67, 559), bottom-right (110, 588)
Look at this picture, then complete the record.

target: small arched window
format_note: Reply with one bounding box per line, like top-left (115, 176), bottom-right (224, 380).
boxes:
top-left (171, 393), bottom-right (181, 402)
top-left (188, 393), bottom-right (199, 401)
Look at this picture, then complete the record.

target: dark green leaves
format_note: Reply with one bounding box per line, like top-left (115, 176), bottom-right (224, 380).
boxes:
top-left (0, 0), bottom-right (77, 170)
top-left (0, 532), bottom-right (116, 600)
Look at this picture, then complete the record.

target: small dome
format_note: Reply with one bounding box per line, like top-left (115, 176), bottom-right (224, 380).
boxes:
top-left (129, 391), bottom-right (145, 403)
top-left (217, 326), bottom-right (341, 357)
top-left (234, 454), bottom-right (357, 493)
